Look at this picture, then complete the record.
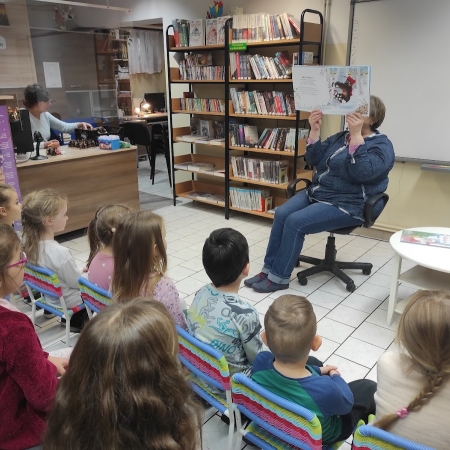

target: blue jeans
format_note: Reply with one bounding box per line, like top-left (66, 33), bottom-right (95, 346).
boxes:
top-left (262, 191), bottom-right (362, 284)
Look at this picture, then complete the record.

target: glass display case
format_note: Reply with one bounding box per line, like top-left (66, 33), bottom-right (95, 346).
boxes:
top-left (65, 89), bottom-right (118, 120)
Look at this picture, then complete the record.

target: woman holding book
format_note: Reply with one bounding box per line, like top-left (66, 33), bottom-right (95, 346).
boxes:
top-left (245, 95), bottom-right (395, 293)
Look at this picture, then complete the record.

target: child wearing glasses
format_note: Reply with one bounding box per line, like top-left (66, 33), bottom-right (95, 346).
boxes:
top-left (0, 223), bottom-right (68, 450)
top-left (22, 189), bottom-right (89, 332)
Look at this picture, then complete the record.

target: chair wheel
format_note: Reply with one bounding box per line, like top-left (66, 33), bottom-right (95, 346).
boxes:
top-left (346, 283), bottom-right (356, 293)
top-left (295, 260), bottom-right (300, 268)
top-left (298, 277), bottom-right (308, 286)
top-left (362, 269), bottom-right (371, 275)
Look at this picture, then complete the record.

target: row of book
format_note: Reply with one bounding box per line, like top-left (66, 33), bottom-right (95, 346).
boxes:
top-left (191, 118), bottom-right (225, 139)
top-left (231, 157), bottom-right (289, 185)
top-left (173, 161), bottom-right (225, 177)
top-left (179, 97), bottom-right (226, 113)
top-left (229, 125), bottom-right (308, 151)
top-left (230, 51), bottom-right (292, 80)
top-left (178, 63), bottom-right (225, 81)
top-left (172, 17), bottom-right (230, 47)
top-left (229, 187), bottom-right (273, 212)
top-left (230, 88), bottom-right (295, 116)
top-left (231, 13), bottom-right (300, 43)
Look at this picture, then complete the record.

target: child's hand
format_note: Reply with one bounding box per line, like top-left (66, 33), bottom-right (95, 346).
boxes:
top-left (320, 365), bottom-right (340, 376)
top-left (48, 356), bottom-right (69, 376)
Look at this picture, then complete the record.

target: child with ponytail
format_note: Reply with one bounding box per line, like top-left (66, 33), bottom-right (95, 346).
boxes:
top-left (374, 290), bottom-right (450, 449)
top-left (111, 210), bottom-right (187, 329)
top-left (0, 223), bottom-right (67, 450)
top-left (86, 204), bottom-right (131, 291)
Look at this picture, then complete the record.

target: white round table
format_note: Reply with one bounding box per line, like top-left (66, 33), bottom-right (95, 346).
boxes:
top-left (387, 227), bottom-right (450, 324)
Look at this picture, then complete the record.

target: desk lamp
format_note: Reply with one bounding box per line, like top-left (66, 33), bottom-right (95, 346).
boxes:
top-left (139, 98), bottom-right (150, 115)
top-left (31, 131), bottom-right (48, 160)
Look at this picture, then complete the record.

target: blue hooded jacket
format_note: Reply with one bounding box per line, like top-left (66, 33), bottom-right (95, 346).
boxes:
top-left (305, 131), bottom-right (395, 221)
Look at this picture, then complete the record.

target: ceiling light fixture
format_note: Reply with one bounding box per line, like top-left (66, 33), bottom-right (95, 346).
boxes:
top-left (31, 0), bottom-right (131, 13)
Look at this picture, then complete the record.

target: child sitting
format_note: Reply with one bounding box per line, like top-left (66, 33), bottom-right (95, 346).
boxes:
top-left (187, 228), bottom-right (264, 376)
top-left (0, 184), bottom-right (21, 226)
top-left (44, 298), bottom-right (202, 450)
top-left (111, 210), bottom-right (187, 328)
top-left (22, 189), bottom-right (88, 330)
top-left (86, 204), bottom-right (131, 291)
top-left (374, 290), bottom-right (450, 449)
top-left (252, 294), bottom-right (376, 445)
top-left (0, 223), bottom-right (68, 450)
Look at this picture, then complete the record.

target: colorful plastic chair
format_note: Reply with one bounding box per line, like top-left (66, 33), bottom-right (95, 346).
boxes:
top-left (231, 373), bottom-right (343, 450)
top-left (78, 277), bottom-right (113, 318)
top-left (176, 325), bottom-right (234, 450)
top-left (352, 425), bottom-right (435, 450)
top-left (24, 263), bottom-right (86, 347)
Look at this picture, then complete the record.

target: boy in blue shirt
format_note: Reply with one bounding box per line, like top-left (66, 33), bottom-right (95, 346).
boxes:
top-left (252, 295), bottom-right (376, 445)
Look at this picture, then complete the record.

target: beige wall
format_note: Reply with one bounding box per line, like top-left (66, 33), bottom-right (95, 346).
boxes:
top-left (0, 0), bottom-right (36, 89)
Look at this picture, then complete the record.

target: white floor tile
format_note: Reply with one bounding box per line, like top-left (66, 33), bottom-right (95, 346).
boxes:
top-left (319, 278), bottom-right (353, 298)
top-left (308, 290), bottom-right (345, 310)
top-left (355, 254), bottom-right (392, 268)
top-left (366, 308), bottom-right (400, 332)
top-left (289, 278), bottom-right (325, 295)
top-left (311, 303), bottom-right (331, 321)
top-left (324, 355), bottom-right (369, 383)
top-left (341, 293), bottom-right (382, 314)
top-left (238, 287), bottom-right (271, 304)
top-left (178, 257), bottom-right (203, 270)
top-left (166, 266), bottom-right (197, 282)
top-left (175, 278), bottom-right (205, 296)
top-left (167, 255), bottom-right (186, 269)
top-left (268, 287), bottom-right (310, 300)
top-left (326, 305), bottom-right (369, 328)
top-left (171, 248), bottom-right (201, 261)
top-left (367, 272), bottom-right (392, 288)
top-left (311, 338), bottom-right (340, 363)
top-left (354, 282), bottom-right (390, 302)
top-left (317, 318), bottom-right (355, 344)
top-left (351, 322), bottom-right (396, 349)
top-left (189, 270), bottom-right (212, 284)
top-left (365, 365), bottom-right (377, 383)
top-left (335, 337), bottom-right (385, 368)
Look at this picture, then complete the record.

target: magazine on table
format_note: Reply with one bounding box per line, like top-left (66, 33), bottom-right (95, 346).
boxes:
top-left (292, 65), bottom-right (371, 116)
top-left (400, 230), bottom-right (450, 249)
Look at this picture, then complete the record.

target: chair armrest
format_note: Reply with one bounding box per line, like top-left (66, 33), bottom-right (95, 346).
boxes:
top-left (287, 178), bottom-right (312, 199)
top-left (364, 193), bottom-right (389, 227)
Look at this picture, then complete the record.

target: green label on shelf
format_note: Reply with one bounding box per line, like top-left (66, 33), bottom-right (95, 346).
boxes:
top-left (229, 42), bottom-right (247, 51)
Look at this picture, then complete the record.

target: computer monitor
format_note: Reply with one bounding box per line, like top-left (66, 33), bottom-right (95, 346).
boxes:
top-left (9, 108), bottom-right (34, 154)
top-left (143, 93), bottom-right (166, 113)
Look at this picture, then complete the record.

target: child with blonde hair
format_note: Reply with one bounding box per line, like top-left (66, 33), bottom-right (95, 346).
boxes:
top-left (22, 188), bottom-right (88, 330)
top-left (111, 210), bottom-right (187, 328)
top-left (44, 298), bottom-right (202, 450)
top-left (0, 223), bottom-right (68, 450)
top-left (375, 290), bottom-right (450, 449)
top-left (86, 204), bottom-right (131, 291)
top-left (0, 184), bottom-right (21, 226)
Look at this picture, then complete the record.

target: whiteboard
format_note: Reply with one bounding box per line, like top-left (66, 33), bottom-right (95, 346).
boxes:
top-left (351, 0), bottom-right (450, 162)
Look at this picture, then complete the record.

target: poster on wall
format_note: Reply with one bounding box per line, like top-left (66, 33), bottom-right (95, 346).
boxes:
top-left (43, 62), bottom-right (62, 88)
top-left (292, 65), bottom-right (371, 116)
top-left (0, 105), bottom-right (22, 230)
top-left (0, 4), bottom-right (9, 26)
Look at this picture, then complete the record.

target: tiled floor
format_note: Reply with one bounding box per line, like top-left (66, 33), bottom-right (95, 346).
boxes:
top-left (16, 155), bottom-right (417, 449)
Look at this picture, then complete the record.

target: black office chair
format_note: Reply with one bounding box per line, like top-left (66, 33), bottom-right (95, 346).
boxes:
top-left (150, 123), bottom-right (171, 188)
top-left (123, 122), bottom-right (171, 187)
top-left (287, 178), bottom-right (389, 293)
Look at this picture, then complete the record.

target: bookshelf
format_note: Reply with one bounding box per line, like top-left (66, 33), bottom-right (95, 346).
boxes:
top-left (165, 10), bottom-right (323, 219)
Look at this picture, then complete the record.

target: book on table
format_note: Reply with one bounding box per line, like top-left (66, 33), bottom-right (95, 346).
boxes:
top-left (400, 230), bottom-right (450, 249)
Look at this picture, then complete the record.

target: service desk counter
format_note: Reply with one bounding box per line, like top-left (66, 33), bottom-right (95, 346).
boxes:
top-left (17, 146), bottom-right (140, 233)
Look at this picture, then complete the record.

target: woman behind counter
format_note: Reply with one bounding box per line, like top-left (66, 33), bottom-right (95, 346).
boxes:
top-left (24, 84), bottom-right (93, 151)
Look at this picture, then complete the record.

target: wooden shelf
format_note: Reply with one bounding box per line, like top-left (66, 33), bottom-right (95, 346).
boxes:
top-left (169, 44), bottom-right (225, 52)
top-left (229, 113), bottom-right (297, 121)
top-left (230, 79), bottom-right (293, 83)
top-left (229, 145), bottom-right (299, 156)
top-left (173, 110), bottom-right (225, 116)
top-left (175, 139), bottom-right (225, 148)
top-left (229, 176), bottom-right (290, 189)
top-left (229, 206), bottom-right (275, 219)
top-left (171, 79), bottom-right (224, 84)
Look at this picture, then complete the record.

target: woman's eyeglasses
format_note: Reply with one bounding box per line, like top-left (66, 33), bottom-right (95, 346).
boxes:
top-left (7, 251), bottom-right (27, 269)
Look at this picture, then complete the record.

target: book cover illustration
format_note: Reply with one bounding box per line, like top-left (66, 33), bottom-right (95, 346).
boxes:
top-left (217, 16), bottom-right (231, 45)
top-left (400, 230), bottom-right (450, 249)
top-left (292, 65), bottom-right (371, 116)
top-left (189, 19), bottom-right (205, 46)
top-left (205, 19), bottom-right (218, 46)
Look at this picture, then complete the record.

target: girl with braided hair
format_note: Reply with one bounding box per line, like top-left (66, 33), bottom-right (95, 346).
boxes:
top-left (374, 290), bottom-right (450, 449)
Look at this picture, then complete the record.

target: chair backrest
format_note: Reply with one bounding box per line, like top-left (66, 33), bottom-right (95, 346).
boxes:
top-left (352, 425), bottom-right (435, 450)
top-left (24, 263), bottom-right (63, 299)
top-left (123, 122), bottom-right (151, 146)
top-left (78, 277), bottom-right (113, 311)
top-left (231, 373), bottom-right (323, 450)
top-left (176, 325), bottom-right (231, 392)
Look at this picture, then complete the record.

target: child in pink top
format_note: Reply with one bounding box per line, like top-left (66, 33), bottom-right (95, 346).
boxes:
top-left (86, 204), bottom-right (131, 291)
top-left (111, 211), bottom-right (187, 329)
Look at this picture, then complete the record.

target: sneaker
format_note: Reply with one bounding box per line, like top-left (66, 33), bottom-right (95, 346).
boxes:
top-left (43, 311), bottom-right (56, 319)
top-left (244, 272), bottom-right (268, 288)
top-left (252, 278), bottom-right (289, 293)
